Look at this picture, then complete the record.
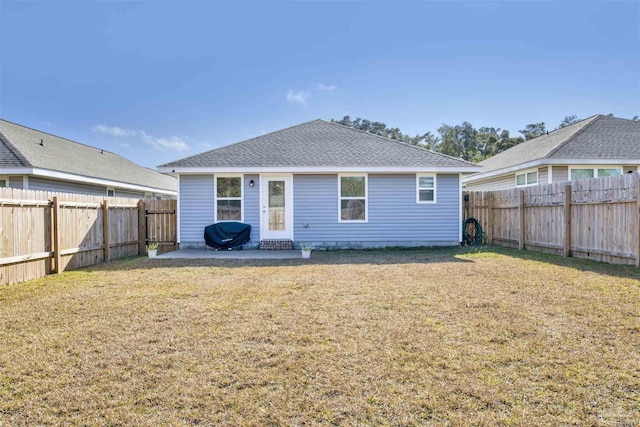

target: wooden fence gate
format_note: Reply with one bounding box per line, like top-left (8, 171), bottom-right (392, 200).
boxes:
top-left (0, 188), bottom-right (177, 286)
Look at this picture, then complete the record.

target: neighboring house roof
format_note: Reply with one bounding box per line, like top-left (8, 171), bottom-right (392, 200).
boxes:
top-left (0, 118), bottom-right (176, 193)
top-left (160, 119), bottom-right (479, 172)
top-left (466, 115), bottom-right (640, 182)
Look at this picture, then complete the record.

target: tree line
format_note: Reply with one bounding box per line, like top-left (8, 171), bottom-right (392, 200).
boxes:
top-left (331, 114), bottom-right (638, 163)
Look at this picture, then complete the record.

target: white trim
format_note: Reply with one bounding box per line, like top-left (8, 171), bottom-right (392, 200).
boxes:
top-left (515, 168), bottom-right (539, 187)
top-left (22, 176), bottom-right (29, 190)
top-left (338, 173), bottom-right (368, 223)
top-left (259, 174), bottom-right (294, 240)
top-left (159, 165), bottom-right (481, 174)
top-left (548, 165), bottom-right (553, 184)
top-left (214, 174), bottom-right (244, 222)
top-left (463, 158), bottom-right (640, 183)
top-left (176, 175), bottom-right (181, 244)
top-left (568, 165), bottom-right (623, 180)
top-left (416, 173), bottom-right (437, 204)
top-left (106, 187), bottom-right (115, 197)
top-left (0, 167), bottom-right (176, 195)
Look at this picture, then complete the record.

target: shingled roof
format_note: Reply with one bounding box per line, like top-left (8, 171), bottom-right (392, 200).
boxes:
top-left (476, 115), bottom-right (640, 175)
top-left (160, 119), bottom-right (478, 170)
top-left (0, 119), bottom-right (176, 193)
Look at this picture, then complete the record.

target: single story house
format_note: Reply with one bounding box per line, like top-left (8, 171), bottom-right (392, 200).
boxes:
top-left (0, 118), bottom-right (176, 198)
top-left (158, 119), bottom-right (480, 249)
top-left (462, 115), bottom-right (640, 191)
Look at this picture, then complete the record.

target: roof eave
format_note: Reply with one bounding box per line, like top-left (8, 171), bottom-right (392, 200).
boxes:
top-left (463, 158), bottom-right (640, 183)
top-left (0, 167), bottom-right (177, 195)
top-left (158, 165), bottom-right (482, 174)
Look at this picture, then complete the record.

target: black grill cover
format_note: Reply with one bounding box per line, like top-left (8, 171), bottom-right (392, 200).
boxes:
top-left (204, 222), bottom-right (251, 250)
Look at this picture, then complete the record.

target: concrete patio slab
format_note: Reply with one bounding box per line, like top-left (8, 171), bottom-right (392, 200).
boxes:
top-left (155, 249), bottom-right (303, 260)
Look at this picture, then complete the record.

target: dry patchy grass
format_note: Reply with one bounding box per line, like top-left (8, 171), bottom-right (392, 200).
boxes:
top-left (0, 247), bottom-right (638, 426)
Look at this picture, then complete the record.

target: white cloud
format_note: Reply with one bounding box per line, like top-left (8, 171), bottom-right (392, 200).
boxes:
top-left (286, 90), bottom-right (310, 104)
top-left (92, 124), bottom-right (189, 151)
top-left (92, 124), bottom-right (135, 137)
top-left (317, 83), bottom-right (337, 91)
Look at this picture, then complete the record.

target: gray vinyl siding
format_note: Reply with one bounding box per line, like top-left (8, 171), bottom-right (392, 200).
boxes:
top-left (179, 174), bottom-right (260, 246)
top-left (114, 188), bottom-right (145, 199)
top-left (179, 175), bottom-right (215, 244)
top-left (8, 176), bottom-right (24, 189)
top-left (243, 174), bottom-right (260, 244)
top-left (552, 165), bottom-right (569, 182)
top-left (465, 173), bottom-right (515, 191)
top-left (28, 176), bottom-right (146, 198)
top-left (293, 174), bottom-right (460, 247)
top-left (623, 165), bottom-right (637, 173)
top-left (178, 172), bottom-right (462, 248)
top-left (28, 177), bottom-right (105, 195)
top-left (538, 167), bottom-right (548, 184)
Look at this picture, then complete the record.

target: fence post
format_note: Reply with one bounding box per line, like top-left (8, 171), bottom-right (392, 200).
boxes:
top-left (52, 196), bottom-right (62, 273)
top-left (103, 199), bottom-right (110, 262)
top-left (564, 184), bottom-right (572, 257)
top-left (519, 190), bottom-right (525, 250)
top-left (138, 199), bottom-right (147, 255)
top-left (486, 194), bottom-right (493, 245)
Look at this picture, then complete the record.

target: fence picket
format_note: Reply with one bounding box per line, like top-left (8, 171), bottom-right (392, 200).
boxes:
top-left (464, 173), bottom-right (639, 265)
top-left (0, 188), bottom-right (177, 286)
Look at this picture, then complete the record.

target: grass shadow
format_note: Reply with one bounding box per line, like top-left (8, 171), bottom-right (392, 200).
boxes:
top-left (85, 246), bottom-right (477, 272)
top-left (480, 245), bottom-right (640, 281)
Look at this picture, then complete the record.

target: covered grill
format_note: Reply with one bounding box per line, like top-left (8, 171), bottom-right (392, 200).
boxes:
top-left (204, 222), bottom-right (251, 250)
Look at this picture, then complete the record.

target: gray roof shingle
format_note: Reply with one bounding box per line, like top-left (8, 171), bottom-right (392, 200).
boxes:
top-left (0, 119), bottom-right (176, 192)
top-left (160, 119), bottom-right (476, 169)
top-left (477, 115), bottom-right (640, 174)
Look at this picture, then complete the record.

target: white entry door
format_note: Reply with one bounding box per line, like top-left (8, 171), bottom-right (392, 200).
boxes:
top-left (260, 175), bottom-right (293, 240)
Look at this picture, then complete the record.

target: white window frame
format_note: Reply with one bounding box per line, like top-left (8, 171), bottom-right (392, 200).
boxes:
top-left (515, 169), bottom-right (539, 187)
top-left (106, 187), bottom-right (115, 197)
top-left (214, 174), bottom-right (244, 222)
top-left (568, 165), bottom-right (623, 180)
top-left (338, 173), bottom-right (368, 223)
top-left (416, 173), bottom-right (437, 204)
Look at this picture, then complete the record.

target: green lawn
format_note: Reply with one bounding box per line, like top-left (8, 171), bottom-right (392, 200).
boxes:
top-left (0, 247), bottom-right (638, 426)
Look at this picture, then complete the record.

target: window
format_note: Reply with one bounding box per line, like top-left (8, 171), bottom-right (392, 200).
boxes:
top-left (106, 187), bottom-right (115, 197)
top-left (339, 174), bottom-right (367, 222)
top-left (570, 167), bottom-right (622, 180)
top-left (216, 175), bottom-right (243, 221)
top-left (0, 176), bottom-right (6, 188)
top-left (516, 170), bottom-right (538, 187)
top-left (417, 174), bottom-right (436, 203)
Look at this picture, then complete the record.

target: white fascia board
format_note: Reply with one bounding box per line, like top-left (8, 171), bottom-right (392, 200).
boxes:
top-left (30, 168), bottom-right (177, 195)
top-left (462, 158), bottom-right (640, 183)
top-left (159, 166), bottom-right (482, 174)
top-left (0, 167), bottom-right (33, 175)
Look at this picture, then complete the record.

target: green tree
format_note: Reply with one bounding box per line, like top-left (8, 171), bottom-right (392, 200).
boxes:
top-left (519, 122), bottom-right (546, 140)
top-left (436, 122), bottom-right (479, 162)
top-left (559, 115), bottom-right (580, 128)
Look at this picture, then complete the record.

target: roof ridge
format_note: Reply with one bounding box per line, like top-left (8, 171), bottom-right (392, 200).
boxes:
top-left (159, 119), bottom-right (325, 168)
top-left (543, 114), bottom-right (601, 159)
top-left (319, 119), bottom-right (476, 166)
top-left (0, 130), bottom-right (32, 167)
top-left (0, 118), bottom-right (117, 156)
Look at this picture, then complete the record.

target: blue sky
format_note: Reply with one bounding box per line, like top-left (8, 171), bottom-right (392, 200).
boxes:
top-left (1, 1), bottom-right (639, 168)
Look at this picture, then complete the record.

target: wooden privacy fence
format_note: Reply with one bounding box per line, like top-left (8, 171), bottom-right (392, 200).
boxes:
top-left (0, 188), bottom-right (177, 286)
top-left (464, 172), bottom-right (640, 266)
